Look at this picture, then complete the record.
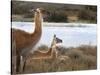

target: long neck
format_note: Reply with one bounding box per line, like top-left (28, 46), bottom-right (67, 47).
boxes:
top-left (34, 12), bottom-right (42, 33)
top-left (29, 11), bottom-right (42, 48)
top-left (50, 36), bottom-right (57, 58)
top-left (51, 36), bottom-right (56, 48)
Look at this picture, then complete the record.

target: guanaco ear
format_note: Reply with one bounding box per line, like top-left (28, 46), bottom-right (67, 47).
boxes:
top-left (38, 8), bottom-right (46, 14)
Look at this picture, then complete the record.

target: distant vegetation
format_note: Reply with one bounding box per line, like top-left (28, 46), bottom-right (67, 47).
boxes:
top-left (22, 45), bottom-right (97, 73)
top-left (11, 1), bottom-right (97, 23)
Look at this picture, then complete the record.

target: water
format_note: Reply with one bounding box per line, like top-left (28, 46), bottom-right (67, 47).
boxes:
top-left (12, 22), bottom-right (97, 47)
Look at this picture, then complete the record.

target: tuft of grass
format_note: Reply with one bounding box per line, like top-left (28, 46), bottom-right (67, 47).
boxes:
top-left (77, 45), bottom-right (97, 56)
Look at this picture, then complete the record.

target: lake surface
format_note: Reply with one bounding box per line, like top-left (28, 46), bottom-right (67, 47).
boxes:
top-left (12, 22), bottom-right (97, 47)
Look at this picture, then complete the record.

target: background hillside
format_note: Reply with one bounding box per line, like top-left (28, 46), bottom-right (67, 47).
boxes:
top-left (11, 1), bottom-right (97, 23)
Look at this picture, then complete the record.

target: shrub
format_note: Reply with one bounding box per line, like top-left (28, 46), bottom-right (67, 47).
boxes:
top-left (23, 45), bottom-right (97, 73)
top-left (37, 45), bottom-right (49, 51)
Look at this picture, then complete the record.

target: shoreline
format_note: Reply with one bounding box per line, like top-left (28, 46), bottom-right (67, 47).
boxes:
top-left (12, 21), bottom-right (96, 27)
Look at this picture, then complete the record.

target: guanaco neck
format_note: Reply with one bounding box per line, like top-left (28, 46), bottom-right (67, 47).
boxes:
top-left (50, 35), bottom-right (57, 58)
top-left (29, 10), bottom-right (42, 46)
top-left (51, 35), bottom-right (56, 47)
top-left (34, 11), bottom-right (42, 34)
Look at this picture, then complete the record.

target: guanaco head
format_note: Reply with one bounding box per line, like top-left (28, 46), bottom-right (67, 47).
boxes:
top-left (51, 34), bottom-right (63, 48)
top-left (30, 8), bottom-right (45, 14)
top-left (36, 8), bottom-right (45, 13)
top-left (33, 8), bottom-right (46, 21)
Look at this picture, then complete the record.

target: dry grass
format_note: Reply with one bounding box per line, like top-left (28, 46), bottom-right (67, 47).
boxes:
top-left (19, 45), bottom-right (97, 74)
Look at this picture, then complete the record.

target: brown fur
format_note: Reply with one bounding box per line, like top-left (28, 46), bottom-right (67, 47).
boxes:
top-left (30, 48), bottom-right (53, 59)
top-left (11, 8), bottom-right (42, 73)
top-left (28, 35), bottom-right (58, 60)
top-left (12, 9), bottom-right (42, 55)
